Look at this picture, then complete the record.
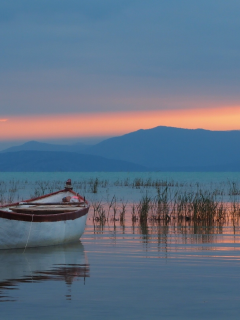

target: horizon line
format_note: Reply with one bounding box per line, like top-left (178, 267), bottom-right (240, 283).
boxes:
top-left (1, 107), bottom-right (240, 141)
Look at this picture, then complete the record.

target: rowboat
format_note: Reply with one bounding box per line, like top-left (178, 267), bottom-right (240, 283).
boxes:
top-left (0, 179), bottom-right (89, 249)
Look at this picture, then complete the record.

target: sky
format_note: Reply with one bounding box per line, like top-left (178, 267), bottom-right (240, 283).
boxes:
top-left (1, 0), bottom-right (240, 148)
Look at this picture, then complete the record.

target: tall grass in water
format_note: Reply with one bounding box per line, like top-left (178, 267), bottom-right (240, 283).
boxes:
top-left (191, 191), bottom-right (221, 223)
top-left (228, 182), bottom-right (240, 222)
top-left (90, 178), bottom-right (99, 193)
top-left (131, 204), bottom-right (138, 223)
top-left (106, 196), bottom-right (116, 220)
top-left (155, 187), bottom-right (171, 221)
top-left (138, 193), bottom-right (151, 224)
top-left (136, 188), bottom-right (229, 226)
top-left (2, 177), bottom-right (240, 228)
top-left (7, 180), bottom-right (19, 203)
top-left (92, 200), bottom-right (106, 224)
top-left (0, 180), bottom-right (7, 205)
top-left (0, 180), bottom-right (20, 204)
top-left (168, 189), bottom-right (227, 224)
top-left (119, 201), bottom-right (128, 223)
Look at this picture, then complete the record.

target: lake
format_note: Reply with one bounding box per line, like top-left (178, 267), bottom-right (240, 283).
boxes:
top-left (1, 172), bottom-right (240, 319)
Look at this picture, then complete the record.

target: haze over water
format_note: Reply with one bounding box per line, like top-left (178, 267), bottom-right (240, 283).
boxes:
top-left (0, 172), bottom-right (240, 319)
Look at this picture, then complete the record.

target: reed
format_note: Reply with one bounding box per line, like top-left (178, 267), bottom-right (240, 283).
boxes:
top-left (155, 187), bottom-right (170, 220)
top-left (138, 193), bottom-right (151, 224)
top-left (119, 201), bottom-right (128, 223)
top-left (92, 200), bottom-right (106, 223)
top-left (106, 196), bottom-right (116, 220)
top-left (0, 181), bottom-right (7, 205)
top-left (89, 178), bottom-right (99, 194)
top-left (3, 177), bottom-right (240, 228)
top-left (36, 181), bottom-right (49, 195)
top-left (7, 180), bottom-right (19, 203)
top-left (112, 201), bottom-right (118, 222)
top-left (132, 178), bottom-right (175, 189)
top-left (131, 204), bottom-right (138, 223)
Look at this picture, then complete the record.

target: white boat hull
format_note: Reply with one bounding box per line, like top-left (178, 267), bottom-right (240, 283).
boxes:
top-left (0, 213), bottom-right (88, 249)
top-left (0, 184), bottom-right (89, 249)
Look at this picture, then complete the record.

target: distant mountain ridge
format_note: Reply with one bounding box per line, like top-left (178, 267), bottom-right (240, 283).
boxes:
top-left (84, 126), bottom-right (240, 170)
top-left (2, 126), bottom-right (240, 171)
top-left (1, 140), bottom-right (88, 153)
top-left (0, 151), bottom-right (148, 172)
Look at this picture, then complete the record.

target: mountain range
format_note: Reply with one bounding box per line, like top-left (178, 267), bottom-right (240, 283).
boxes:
top-left (0, 151), bottom-right (148, 172)
top-left (1, 140), bottom-right (87, 153)
top-left (1, 126), bottom-right (240, 171)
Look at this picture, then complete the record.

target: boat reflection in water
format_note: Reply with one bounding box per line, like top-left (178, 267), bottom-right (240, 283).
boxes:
top-left (0, 241), bottom-right (89, 302)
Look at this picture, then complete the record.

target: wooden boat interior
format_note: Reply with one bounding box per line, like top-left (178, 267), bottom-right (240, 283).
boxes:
top-left (1, 190), bottom-right (88, 215)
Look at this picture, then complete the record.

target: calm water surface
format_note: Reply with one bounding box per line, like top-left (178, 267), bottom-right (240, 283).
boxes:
top-left (1, 221), bottom-right (240, 319)
top-left (1, 172), bottom-right (240, 319)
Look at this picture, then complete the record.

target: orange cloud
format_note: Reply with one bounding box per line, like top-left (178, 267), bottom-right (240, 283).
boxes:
top-left (0, 106), bottom-right (240, 141)
top-left (0, 119), bottom-right (8, 122)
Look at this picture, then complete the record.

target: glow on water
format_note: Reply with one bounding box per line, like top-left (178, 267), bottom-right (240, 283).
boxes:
top-left (1, 173), bottom-right (240, 319)
top-left (0, 218), bottom-right (240, 319)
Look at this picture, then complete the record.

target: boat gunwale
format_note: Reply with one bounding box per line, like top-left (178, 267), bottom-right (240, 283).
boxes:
top-left (0, 189), bottom-right (89, 222)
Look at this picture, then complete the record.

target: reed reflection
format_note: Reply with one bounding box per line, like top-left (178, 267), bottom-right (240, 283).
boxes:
top-left (0, 242), bottom-right (89, 302)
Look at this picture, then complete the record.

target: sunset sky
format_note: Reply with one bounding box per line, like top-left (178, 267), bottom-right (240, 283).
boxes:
top-left (1, 0), bottom-right (240, 148)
